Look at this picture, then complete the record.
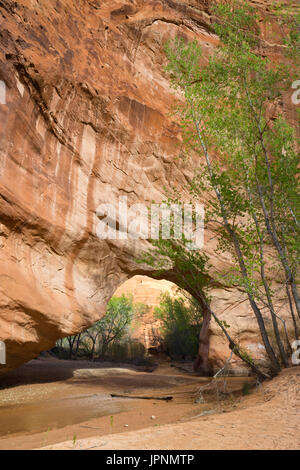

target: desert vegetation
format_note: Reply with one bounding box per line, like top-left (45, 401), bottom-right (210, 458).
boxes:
top-left (153, 292), bottom-right (203, 360)
top-left (55, 295), bottom-right (149, 364)
top-left (140, 0), bottom-right (299, 379)
top-left (0, 0), bottom-right (299, 452)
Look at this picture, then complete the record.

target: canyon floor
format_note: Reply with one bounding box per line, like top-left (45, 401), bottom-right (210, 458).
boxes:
top-left (0, 358), bottom-right (298, 450)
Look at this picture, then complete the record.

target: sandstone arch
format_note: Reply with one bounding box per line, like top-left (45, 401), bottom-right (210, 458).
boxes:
top-left (0, 1), bottom-right (294, 374)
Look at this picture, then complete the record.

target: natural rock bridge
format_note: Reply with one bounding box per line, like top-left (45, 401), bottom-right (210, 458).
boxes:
top-left (0, 0), bottom-right (293, 373)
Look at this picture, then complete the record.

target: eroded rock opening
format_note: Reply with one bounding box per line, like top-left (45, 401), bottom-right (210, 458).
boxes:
top-left (0, 0), bottom-right (296, 380)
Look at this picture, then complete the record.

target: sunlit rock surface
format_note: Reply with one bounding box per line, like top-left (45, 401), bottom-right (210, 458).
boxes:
top-left (0, 1), bottom-right (296, 373)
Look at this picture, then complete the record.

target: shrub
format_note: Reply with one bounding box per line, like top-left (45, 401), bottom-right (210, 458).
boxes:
top-left (154, 292), bottom-right (202, 359)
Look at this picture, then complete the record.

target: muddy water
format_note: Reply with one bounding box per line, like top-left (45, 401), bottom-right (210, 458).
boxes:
top-left (0, 359), bottom-right (255, 449)
top-left (0, 393), bottom-right (131, 437)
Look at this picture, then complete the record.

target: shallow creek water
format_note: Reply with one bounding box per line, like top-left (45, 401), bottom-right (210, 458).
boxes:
top-left (0, 393), bottom-right (131, 436)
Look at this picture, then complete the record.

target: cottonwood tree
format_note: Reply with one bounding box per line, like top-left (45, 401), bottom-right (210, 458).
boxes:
top-left (59, 295), bottom-right (148, 361)
top-left (155, 284), bottom-right (204, 360)
top-left (82, 295), bottom-right (148, 360)
top-left (66, 334), bottom-right (82, 360)
top-left (142, 0), bottom-right (299, 377)
top-left (97, 295), bottom-right (143, 358)
top-left (140, 235), bottom-right (270, 379)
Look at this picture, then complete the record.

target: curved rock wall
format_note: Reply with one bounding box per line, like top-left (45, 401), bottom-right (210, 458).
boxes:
top-left (0, 0), bottom-right (296, 373)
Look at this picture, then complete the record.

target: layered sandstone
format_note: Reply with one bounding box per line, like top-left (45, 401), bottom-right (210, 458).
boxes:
top-left (0, 0), bottom-right (297, 373)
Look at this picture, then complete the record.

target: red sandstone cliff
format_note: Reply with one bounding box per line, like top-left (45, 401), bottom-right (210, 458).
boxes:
top-left (0, 0), bottom-right (297, 373)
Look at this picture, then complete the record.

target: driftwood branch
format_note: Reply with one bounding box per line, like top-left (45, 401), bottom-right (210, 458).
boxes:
top-left (111, 394), bottom-right (173, 401)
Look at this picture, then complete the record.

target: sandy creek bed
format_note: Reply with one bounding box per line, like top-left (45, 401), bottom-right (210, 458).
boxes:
top-left (0, 358), bottom-right (298, 450)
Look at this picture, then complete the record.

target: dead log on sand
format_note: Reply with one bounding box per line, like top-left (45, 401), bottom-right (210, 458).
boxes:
top-left (111, 394), bottom-right (173, 401)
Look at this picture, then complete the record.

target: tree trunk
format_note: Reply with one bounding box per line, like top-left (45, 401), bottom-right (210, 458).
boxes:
top-left (286, 284), bottom-right (299, 341)
top-left (246, 182), bottom-right (288, 367)
top-left (91, 341), bottom-right (96, 361)
top-left (100, 341), bottom-right (109, 359)
top-left (193, 306), bottom-right (212, 376)
top-left (74, 334), bottom-right (81, 360)
top-left (68, 337), bottom-right (75, 360)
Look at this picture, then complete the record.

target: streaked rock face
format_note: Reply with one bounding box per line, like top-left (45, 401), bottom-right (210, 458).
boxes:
top-left (0, 1), bottom-right (296, 373)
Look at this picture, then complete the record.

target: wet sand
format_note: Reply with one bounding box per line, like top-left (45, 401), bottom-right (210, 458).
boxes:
top-left (1, 358), bottom-right (298, 450)
top-left (0, 357), bottom-right (255, 450)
